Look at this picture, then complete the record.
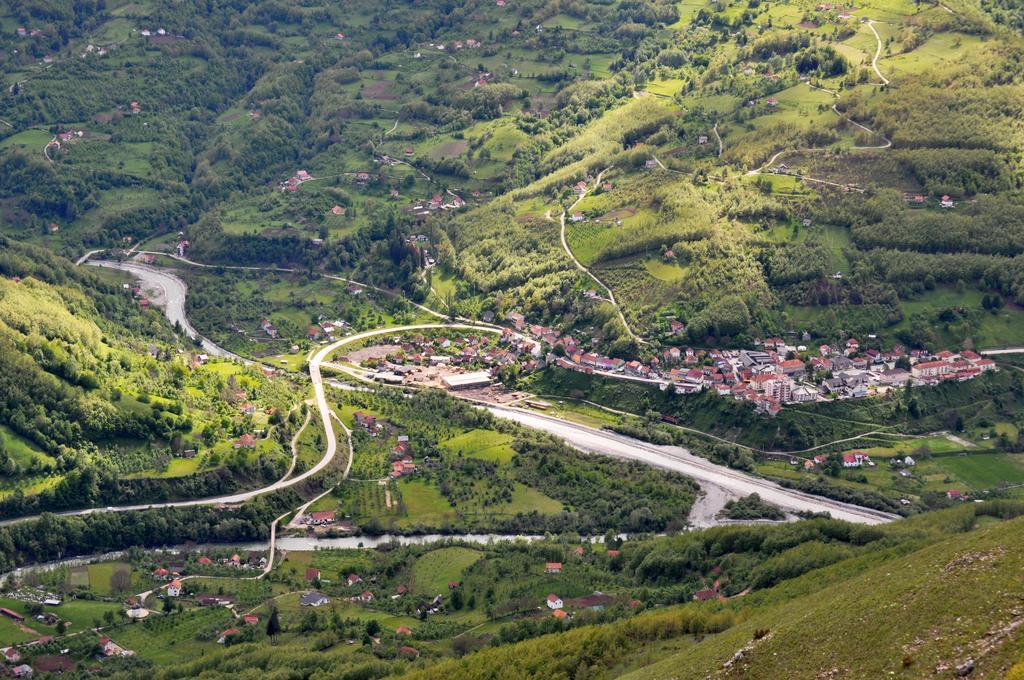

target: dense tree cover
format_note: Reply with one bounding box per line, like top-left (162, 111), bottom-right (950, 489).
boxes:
top-left (153, 507), bottom-right (1016, 680)
top-left (0, 492), bottom-right (297, 571)
top-left (526, 365), bottom-right (1024, 463)
top-left (337, 387), bottom-right (697, 535)
top-left (850, 195), bottom-right (1024, 258)
top-left (0, 241), bottom-right (177, 453)
top-left (0, 239), bottom-right (303, 517)
top-left (0, 462), bottom-right (283, 521)
top-left (719, 493), bottom-right (785, 521)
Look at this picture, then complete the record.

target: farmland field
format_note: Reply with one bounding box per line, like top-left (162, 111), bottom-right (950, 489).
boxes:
top-left (441, 429), bottom-right (516, 464)
top-left (932, 454), bottom-right (1024, 490)
top-left (409, 547), bottom-right (483, 595)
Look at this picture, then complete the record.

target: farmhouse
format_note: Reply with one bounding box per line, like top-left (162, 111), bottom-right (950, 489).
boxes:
top-left (218, 628), bottom-right (239, 644)
top-left (198, 595), bottom-right (235, 606)
top-left (305, 568), bottom-right (320, 582)
top-left (233, 433), bottom-right (257, 449)
top-left (842, 451), bottom-right (872, 468)
top-left (299, 592), bottom-right (330, 607)
top-left (98, 636), bottom-right (132, 657)
top-left (306, 510), bottom-right (335, 525)
top-left (0, 608), bottom-right (24, 623)
top-left (546, 594), bottom-right (563, 609)
top-left (545, 562), bottom-right (562, 574)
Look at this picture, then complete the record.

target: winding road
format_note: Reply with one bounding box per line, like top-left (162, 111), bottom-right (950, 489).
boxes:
top-left (556, 169), bottom-right (647, 345)
top-left (88, 260), bottom-right (250, 362)
top-left (23, 261), bottom-right (899, 530)
top-left (866, 20), bottom-right (890, 86)
top-left (312, 324), bottom-right (896, 525)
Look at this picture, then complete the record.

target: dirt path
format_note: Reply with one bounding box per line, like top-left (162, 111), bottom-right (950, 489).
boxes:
top-left (866, 20), bottom-right (891, 86)
top-left (743, 82), bottom-right (890, 188)
top-left (712, 121), bottom-right (723, 157)
top-left (557, 168), bottom-right (647, 345)
top-left (942, 432), bottom-right (978, 450)
top-left (279, 406), bottom-right (313, 482)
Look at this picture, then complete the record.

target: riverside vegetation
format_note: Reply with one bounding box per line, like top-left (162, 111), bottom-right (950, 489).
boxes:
top-left (2, 0), bottom-right (1024, 676)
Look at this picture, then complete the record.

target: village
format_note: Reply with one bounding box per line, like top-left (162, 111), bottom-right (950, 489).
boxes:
top-left (330, 312), bottom-right (998, 418)
top-left (506, 314), bottom-right (998, 417)
top-left (0, 538), bottom-right (652, 675)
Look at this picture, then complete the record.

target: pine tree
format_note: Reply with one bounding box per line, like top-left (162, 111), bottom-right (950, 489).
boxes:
top-left (266, 607), bottom-right (281, 639)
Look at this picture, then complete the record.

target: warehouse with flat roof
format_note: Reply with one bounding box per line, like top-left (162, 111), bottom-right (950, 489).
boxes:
top-left (442, 371), bottom-right (492, 390)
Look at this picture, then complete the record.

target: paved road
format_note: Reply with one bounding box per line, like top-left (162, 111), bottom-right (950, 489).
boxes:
top-left (317, 324), bottom-right (897, 525)
top-left (0, 301), bottom-right (897, 528)
top-left (487, 406), bottom-right (897, 525)
top-left (0, 284), bottom-right (355, 527)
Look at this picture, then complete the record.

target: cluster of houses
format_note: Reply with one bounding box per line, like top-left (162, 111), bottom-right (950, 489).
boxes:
top-left (406, 193), bottom-right (466, 217)
top-left (503, 313), bottom-right (996, 416)
top-left (46, 129), bottom-right (84, 151)
top-left (3, 640), bottom-right (80, 676)
top-left (904, 192), bottom-right (956, 209)
top-left (425, 38), bottom-right (482, 52)
top-left (354, 330), bottom-right (543, 389)
top-left (351, 412), bottom-right (419, 478)
top-left (152, 552), bottom-right (267, 581)
top-left (280, 169), bottom-right (313, 191)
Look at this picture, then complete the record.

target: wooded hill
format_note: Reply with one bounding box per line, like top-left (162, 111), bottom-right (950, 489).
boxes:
top-left (0, 238), bottom-right (303, 519)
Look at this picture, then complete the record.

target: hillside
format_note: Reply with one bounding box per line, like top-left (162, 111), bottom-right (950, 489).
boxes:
top-left (28, 504), bottom-right (1014, 679)
top-left (401, 507), bottom-right (1024, 680)
top-left (2, 0), bottom-right (1024, 677)
top-left (0, 238), bottom-right (306, 519)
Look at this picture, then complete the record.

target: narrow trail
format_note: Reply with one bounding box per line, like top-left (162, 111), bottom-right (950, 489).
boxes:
top-left (279, 406), bottom-right (313, 483)
top-left (712, 121), bottom-right (723, 157)
top-left (556, 168), bottom-right (647, 345)
top-left (744, 75), bottom-right (890, 189)
top-left (866, 20), bottom-right (891, 86)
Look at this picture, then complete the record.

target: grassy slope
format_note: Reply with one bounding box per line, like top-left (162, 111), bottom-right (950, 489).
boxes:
top-left (625, 518), bottom-right (1024, 679)
top-left (410, 546), bottom-right (483, 595)
top-left (401, 514), bottom-right (1024, 680)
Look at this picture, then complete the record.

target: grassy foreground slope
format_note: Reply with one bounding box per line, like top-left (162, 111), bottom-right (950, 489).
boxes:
top-left (628, 520), bottom-right (1024, 679)
top-left (402, 510), bottom-right (1024, 680)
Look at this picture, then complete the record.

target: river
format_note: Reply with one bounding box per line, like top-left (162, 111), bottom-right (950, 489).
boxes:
top-left (87, 260), bottom-right (249, 362)
top-left (0, 533), bottom-right (607, 585)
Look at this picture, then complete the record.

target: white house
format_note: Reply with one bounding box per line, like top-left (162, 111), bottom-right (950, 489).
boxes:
top-left (546, 594), bottom-right (563, 610)
top-left (166, 579), bottom-right (182, 597)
